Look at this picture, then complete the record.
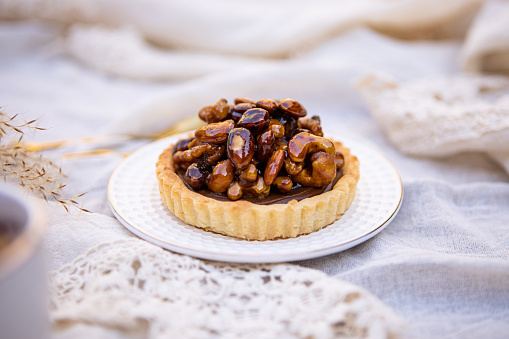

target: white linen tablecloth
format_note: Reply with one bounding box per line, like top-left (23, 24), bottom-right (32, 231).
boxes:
top-left (1, 1), bottom-right (509, 338)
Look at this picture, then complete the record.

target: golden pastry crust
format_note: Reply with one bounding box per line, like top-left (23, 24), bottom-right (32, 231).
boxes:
top-left (156, 140), bottom-right (359, 240)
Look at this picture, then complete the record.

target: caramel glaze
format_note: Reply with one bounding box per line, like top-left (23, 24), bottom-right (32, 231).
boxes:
top-left (176, 169), bottom-right (343, 205)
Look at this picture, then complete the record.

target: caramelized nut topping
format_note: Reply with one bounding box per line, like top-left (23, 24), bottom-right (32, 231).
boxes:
top-left (256, 130), bottom-right (276, 163)
top-left (227, 177), bottom-right (271, 200)
top-left (274, 114), bottom-right (298, 139)
top-left (335, 152), bottom-right (345, 170)
top-left (185, 162), bottom-right (210, 189)
top-left (203, 144), bottom-right (226, 166)
top-left (195, 120), bottom-right (234, 144)
top-left (298, 117), bottom-right (323, 137)
top-left (173, 137), bottom-right (195, 154)
top-left (231, 103), bottom-right (256, 122)
top-left (284, 157), bottom-right (304, 176)
top-left (287, 132), bottom-right (335, 163)
top-left (237, 108), bottom-right (270, 134)
top-left (173, 144), bottom-right (210, 167)
top-left (268, 119), bottom-right (285, 139)
top-left (273, 176), bottom-right (293, 193)
top-left (291, 128), bottom-right (311, 137)
top-left (238, 163), bottom-right (258, 182)
top-left (256, 99), bottom-right (279, 114)
top-left (311, 115), bottom-right (320, 123)
top-left (292, 151), bottom-right (336, 187)
top-left (187, 138), bottom-right (201, 149)
top-left (227, 181), bottom-right (243, 200)
top-left (244, 176), bottom-right (270, 199)
top-left (172, 97), bottom-right (340, 200)
top-left (227, 128), bottom-right (255, 169)
top-left (234, 97), bottom-right (256, 105)
top-left (208, 159), bottom-right (235, 193)
top-left (264, 148), bottom-right (285, 186)
top-left (198, 98), bottom-right (231, 123)
top-left (229, 176), bottom-right (271, 199)
top-left (279, 98), bottom-right (307, 118)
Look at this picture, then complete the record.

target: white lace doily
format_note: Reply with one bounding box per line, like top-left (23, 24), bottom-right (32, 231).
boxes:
top-left (50, 238), bottom-right (404, 339)
top-left (357, 73), bottom-right (509, 157)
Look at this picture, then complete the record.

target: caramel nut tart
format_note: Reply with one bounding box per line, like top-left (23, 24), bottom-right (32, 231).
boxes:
top-left (156, 98), bottom-right (360, 240)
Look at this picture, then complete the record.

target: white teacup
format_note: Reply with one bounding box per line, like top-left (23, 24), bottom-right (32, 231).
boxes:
top-left (0, 183), bottom-right (49, 339)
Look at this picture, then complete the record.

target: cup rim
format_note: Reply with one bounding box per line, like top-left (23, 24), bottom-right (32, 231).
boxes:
top-left (0, 184), bottom-right (47, 281)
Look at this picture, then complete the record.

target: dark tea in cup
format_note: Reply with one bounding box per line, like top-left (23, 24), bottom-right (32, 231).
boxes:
top-left (0, 220), bottom-right (16, 250)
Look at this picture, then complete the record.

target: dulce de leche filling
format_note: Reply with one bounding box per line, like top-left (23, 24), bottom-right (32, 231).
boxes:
top-left (176, 169), bottom-right (343, 205)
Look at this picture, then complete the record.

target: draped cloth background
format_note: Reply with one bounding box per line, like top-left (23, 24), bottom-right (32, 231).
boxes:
top-left (1, 0), bottom-right (509, 338)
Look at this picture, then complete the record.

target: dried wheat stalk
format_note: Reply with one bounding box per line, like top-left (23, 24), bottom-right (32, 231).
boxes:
top-left (0, 111), bottom-right (90, 212)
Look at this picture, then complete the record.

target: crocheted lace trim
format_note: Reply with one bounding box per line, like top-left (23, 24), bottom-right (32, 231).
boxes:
top-left (50, 239), bottom-right (403, 338)
top-left (357, 73), bottom-right (509, 156)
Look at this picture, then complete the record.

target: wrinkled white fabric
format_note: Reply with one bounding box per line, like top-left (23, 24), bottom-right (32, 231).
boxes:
top-left (298, 180), bottom-right (509, 339)
top-left (0, 0), bottom-right (483, 79)
top-left (62, 25), bottom-right (270, 81)
top-left (2, 0), bottom-right (508, 78)
top-left (0, 0), bottom-right (483, 52)
top-left (461, 0), bottom-right (509, 74)
top-left (1, 2), bottom-right (509, 338)
top-left (109, 33), bottom-right (463, 135)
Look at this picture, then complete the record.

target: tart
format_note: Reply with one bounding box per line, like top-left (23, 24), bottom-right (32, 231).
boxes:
top-left (156, 98), bottom-right (359, 240)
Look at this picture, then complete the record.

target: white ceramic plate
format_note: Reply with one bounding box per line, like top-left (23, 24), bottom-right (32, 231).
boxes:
top-left (108, 132), bottom-right (402, 263)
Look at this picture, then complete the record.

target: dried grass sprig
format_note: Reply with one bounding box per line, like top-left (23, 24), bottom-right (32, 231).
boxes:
top-left (1, 111), bottom-right (90, 213)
